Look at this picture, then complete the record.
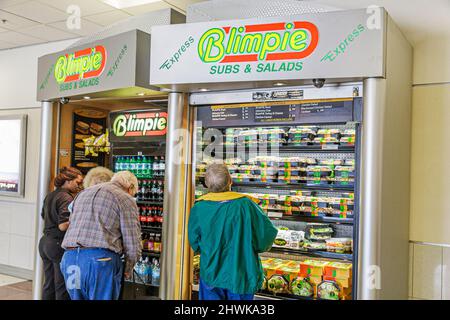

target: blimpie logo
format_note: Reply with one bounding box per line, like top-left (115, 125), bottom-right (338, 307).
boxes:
top-left (112, 112), bottom-right (167, 137)
top-left (198, 21), bottom-right (319, 63)
top-left (54, 46), bottom-right (107, 83)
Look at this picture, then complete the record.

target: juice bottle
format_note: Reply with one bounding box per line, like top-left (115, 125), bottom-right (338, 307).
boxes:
top-left (154, 233), bottom-right (161, 253)
top-left (148, 233), bottom-right (155, 252)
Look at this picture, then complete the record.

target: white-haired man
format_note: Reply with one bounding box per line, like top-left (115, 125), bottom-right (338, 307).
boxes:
top-left (188, 163), bottom-right (277, 300)
top-left (60, 171), bottom-right (141, 300)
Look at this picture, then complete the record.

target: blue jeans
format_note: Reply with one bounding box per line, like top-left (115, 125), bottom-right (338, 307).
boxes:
top-left (60, 248), bottom-right (123, 300)
top-left (199, 278), bottom-right (254, 300)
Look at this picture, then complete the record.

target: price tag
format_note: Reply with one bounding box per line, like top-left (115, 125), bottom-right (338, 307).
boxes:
top-left (322, 144), bottom-right (339, 150)
top-left (268, 211), bottom-right (283, 218)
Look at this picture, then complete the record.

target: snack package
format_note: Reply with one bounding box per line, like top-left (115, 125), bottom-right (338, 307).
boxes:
top-left (290, 277), bottom-right (314, 297)
top-left (273, 230), bottom-right (305, 250)
top-left (299, 260), bottom-right (329, 277)
top-left (324, 262), bottom-right (353, 279)
top-left (317, 281), bottom-right (341, 300)
top-left (267, 274), bottom-right (289, 294)
top-left (325, 238), bottom-right (353, 253)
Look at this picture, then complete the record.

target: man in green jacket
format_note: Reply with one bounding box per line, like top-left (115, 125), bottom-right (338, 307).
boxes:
top-left (188, 163), bottom-right (277, 300)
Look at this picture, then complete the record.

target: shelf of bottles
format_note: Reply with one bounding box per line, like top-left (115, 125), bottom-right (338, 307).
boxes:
top-left (113, 154), bottom-right (165, 290)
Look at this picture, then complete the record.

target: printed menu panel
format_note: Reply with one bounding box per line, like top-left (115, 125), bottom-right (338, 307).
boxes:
top-left (71, 108), bottom-right (107, 174)
top-left (197, 100), bottom-right (354, 127)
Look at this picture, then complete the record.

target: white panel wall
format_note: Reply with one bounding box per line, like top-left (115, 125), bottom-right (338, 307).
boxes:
top-left (0, 39), bottom-right (78, 276)
top-left (0, 38), bottom-right (78, 110)
top-left (0, 108), bottom-right (40, 273)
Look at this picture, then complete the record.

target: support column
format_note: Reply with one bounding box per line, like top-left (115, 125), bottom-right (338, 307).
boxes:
top-left (160, 92), bottom-right (191, 300)
top-left (32, 101), bottom-right (54, 300)
top-left (358, 78), bottom-right (386, 300)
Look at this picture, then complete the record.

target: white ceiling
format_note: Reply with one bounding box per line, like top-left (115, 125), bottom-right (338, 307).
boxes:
top-left (0, 0), bottom-right (203, 50)
top-left (0, 0), bottom-right (448, 51)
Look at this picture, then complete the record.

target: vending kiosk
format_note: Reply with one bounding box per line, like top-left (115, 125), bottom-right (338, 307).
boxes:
top-left (149, 7), bottom-right (412, 300)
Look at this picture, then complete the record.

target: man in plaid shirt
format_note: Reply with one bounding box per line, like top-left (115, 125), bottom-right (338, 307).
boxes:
top-left (60, 171), bottom-right (141, 300)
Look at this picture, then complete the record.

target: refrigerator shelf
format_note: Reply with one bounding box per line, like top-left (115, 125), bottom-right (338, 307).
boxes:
top-left (141, 226), bottom-right (163, 232)
top-left (231, 181), bottom-right (354, 192)
top-left (124, 279), bottom-right (160, 288)
top-left (269, 247), bottom-right (353, 261)
top-left (256, 291), bottom-right (317, 301)
top-left (270, 214), bottom-right (354, 225)
top-left (137, 200), bottom-right (164, 205)
top-left (142, 250), bottom-right (161, 257)
top-left (203, 144), bottom-right (355, 154)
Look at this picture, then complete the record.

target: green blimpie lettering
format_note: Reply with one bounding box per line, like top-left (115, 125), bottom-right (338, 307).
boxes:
top-left (198, 28), bottom-right (225, 62)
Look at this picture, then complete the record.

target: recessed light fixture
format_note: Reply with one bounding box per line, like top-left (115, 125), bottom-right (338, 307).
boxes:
top-left (102, 0), bottom-right (162, 9)
top-left (83, 96), bottom-right (91, 100)
top-left (137, 92), bottom-right (145, 96)
top-left (274, 82), bottom-right (286, 86)
top-left (199, 88), bottom-right (209, 92)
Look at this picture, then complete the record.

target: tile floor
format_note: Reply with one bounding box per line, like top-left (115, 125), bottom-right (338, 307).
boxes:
top-left (0, 274), bottom-right (32, 300)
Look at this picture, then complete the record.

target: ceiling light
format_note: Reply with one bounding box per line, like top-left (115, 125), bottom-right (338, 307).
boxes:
top-left (274, 82), bottom-right (286, 86)
top-left (83, 96), bottom-right (91, 99)
top-left (102, 0), bottom-right (162, 9)
top-left (199, 88), bottom-right (209, 92)
top-left (137, 92), bottom-right (145, 96)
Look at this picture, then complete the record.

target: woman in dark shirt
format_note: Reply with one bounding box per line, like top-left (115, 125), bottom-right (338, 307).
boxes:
top-left (38, 167), bottom-right (83, 300)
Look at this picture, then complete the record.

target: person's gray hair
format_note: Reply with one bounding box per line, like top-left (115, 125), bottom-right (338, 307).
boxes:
top-left (111, 171), bottom-right (138, 195)
top-left (83, 166), bottom-right (114, 189)
top-left (205, 163), bottom-right (232, 193)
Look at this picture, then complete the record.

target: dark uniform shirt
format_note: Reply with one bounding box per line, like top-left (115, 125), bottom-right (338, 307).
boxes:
top-left (41, 188), bottom-right (74, 241)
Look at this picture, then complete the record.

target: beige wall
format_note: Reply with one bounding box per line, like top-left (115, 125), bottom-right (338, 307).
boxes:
top-left (409, 35), bottom-right (450, 299)
top-left (410, 36), bottom-right (450, 244)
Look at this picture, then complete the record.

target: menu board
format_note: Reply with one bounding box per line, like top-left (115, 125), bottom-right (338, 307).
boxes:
top-left (71, 108), bottom-right (107, 174)
top-left (197, 99), bottom-right (355, 127)
top-left (211, 107), bottom-right (249, 122)
top-left (0, 116), bottom-right (26, 197)
top-left (254, 105), bottom-right (295, 123)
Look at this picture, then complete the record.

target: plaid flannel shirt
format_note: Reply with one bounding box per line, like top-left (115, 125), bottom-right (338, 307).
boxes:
top-left (62, 181), bottom-right (141, 270)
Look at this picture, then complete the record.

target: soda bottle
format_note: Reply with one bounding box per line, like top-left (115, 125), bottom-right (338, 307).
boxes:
top-left (139, 206), bottom-right (145, 225)
top-left (158, 207), bottom-right (164, 227)
top-left (147, 207), bottom-right (154, 227)
top-left (148, 157), bottom-right (153, 179)
top-left (122, 156), bottom-right (130, 171)
top-left (153, 157), bottom-right (159, 177)
top-left (135, 156), bottom-right (141, 178)
top-left (142, 156), bottom-right (149, 178)
top-left (160, 156), bottom-right (165, 175)
top-left (143, 180), bottom-right (150, 200)
top-left (114, 157), bottom-right (122, 172)
top-left (157, 180), bottom-right (164, 201)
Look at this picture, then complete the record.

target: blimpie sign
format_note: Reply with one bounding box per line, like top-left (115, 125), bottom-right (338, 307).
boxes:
top-left (111, 111), bottom-right (168, 138)
top-left (198, 21), bottom-right (319, 63)
top-left (54, 46), bottom-right (107, 83)
top-left (150, 9), bottom-right (385, 90)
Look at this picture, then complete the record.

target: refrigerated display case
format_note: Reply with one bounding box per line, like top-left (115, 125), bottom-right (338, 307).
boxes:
top-left (109, 109), bottom-right (167, 298)
top-left (190, 85), bottom-right (361, 300)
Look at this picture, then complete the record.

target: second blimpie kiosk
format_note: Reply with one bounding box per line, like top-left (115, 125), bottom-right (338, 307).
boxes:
top-left (33, 8), bottom-right (185, 300)
top-left (149, 8), bottom-right (412, 300)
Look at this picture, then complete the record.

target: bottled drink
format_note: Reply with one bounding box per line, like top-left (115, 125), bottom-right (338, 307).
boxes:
top-left (142, 156), bottom-right (149, 178)
top-left (153, 157), bottom-right (159, 177)
top-left (114, 156), bottom-right (121, 172)
top-left (148, 233), bottom-right (155, 252)
top-left (147, 207), bottom-right (154, 227)
top-left (123, 156), bottom-right (130, 171)
top-left (154, 233), bottom-right (161, 253)
top-left (152, 259), bottom-right (160, 286)
top-left (130, 156), bottom-right (136, 174)
top-left (148, 156), bottom-right (153, 178)
top-left (157, 180), bottom-right (164, 201)
top-left (135, 156), bottom-right (141, 178)
top-left (144, 180), bottom-right (151, 200)
top-left (139, 206), bottom-right (145, 225)
top-left (143, 257), bottom-right (151, 284)
top-left (157, 207), bottom-right (163, 227)
top-left (142, 233), bottom-right (149, 250)
top-left (160, 156), bottom-right (165, 175)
